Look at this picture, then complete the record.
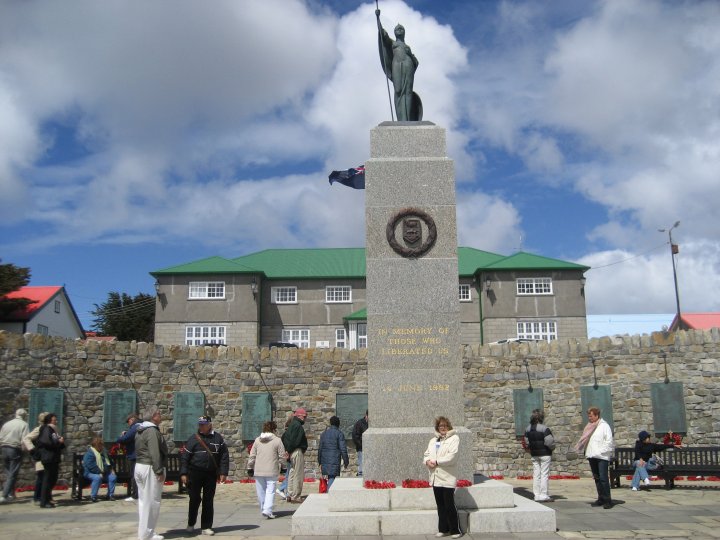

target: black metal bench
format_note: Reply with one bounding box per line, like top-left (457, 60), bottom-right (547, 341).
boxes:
top-left (611, 446), bottom-right (720, 489)
top-left (71, 452), bottom-right (186, 500)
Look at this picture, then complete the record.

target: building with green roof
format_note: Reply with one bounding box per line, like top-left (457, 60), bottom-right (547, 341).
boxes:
top-left (151, 247), bottom-right (588, 348)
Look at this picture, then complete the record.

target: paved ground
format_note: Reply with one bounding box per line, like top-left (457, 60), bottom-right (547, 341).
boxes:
top-left (1, 477), bottom-right (719, 540)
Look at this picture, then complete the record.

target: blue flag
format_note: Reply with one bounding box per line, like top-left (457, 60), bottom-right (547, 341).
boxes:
top-left (328, 165), bottom-right (365, 189)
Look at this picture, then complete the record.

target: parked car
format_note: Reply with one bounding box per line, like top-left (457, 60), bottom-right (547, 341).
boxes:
top-left (268, 341), bottom-right (299, 348)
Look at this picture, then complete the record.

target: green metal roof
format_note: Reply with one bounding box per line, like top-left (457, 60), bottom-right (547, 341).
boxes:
top-left (151, 248), bottom-right (589, 278)
top-left (344, 307), bottom-right (367, 321)
top-left (231, 248), bottom-right (366, 279)
top-left (484, 251), bottom-right (590, 271)
top-left (151, 256), bottom-right (258, 276)
top-left (457, 247), bottom-right (505, 276)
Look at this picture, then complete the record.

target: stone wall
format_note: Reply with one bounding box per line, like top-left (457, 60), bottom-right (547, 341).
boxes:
top-left (1, 328), bottom-right (718, 487)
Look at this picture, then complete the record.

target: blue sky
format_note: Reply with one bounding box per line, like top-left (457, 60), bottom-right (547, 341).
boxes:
top-left (1, 0), bottom-right (719, 331)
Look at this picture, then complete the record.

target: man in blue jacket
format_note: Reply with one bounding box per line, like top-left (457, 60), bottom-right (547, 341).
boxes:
top-left (117, 412), bottom-right (141, 501)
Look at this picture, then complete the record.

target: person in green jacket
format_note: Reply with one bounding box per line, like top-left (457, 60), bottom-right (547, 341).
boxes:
top-left (281, 408), bottom-right (308, 502)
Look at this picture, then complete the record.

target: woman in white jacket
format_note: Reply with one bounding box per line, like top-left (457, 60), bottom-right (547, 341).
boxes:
top-left (575, 406), bottom-right (614, 509)
top-left (424, 416), bottom-right (462, 538)
top-left (247, 421), bottom-right (286, 519)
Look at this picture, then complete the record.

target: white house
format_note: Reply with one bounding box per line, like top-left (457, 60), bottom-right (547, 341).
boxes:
top-left (0, 286), bottom-right (85, 339)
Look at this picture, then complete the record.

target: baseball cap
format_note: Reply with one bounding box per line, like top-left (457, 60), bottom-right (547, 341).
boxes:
top-left (638, 430), bottom-right (650, 441)
top-left (198, 415), bottom-right (212, 424)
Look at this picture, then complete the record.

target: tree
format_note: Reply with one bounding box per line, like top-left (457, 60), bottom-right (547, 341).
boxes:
top-left (91, 292), bottom-right (155, 342)
top-left (0, 260), bottom-right (35, 318)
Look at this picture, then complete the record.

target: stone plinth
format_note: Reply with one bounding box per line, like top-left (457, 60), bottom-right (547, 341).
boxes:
top-left (364, 121), bottom-right (469, 483)
top-left (291, 477), bottom-right (556, 536)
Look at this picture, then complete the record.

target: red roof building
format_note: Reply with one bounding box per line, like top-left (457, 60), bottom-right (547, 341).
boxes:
top-left (669, 312), bottom-right (720, 332)
top-left (0, 286), bottom-right (85, 339)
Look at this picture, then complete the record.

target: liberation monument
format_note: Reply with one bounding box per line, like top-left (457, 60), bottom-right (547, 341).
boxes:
top-left (292, 6), bottom-right (555, 535)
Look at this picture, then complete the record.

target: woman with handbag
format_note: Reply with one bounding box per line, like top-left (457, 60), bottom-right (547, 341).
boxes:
top-left (247, 420), bottom-right (285, 519)
top-left (630, 430), bottom-right (679, 491)
top-left (36, 412), bottom-right (65, 508)
top-left (318, 416), bottom-right (349, 491)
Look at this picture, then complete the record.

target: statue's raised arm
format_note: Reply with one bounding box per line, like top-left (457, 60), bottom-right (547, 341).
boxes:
top-left (375, 8), bottom-right (422, 121)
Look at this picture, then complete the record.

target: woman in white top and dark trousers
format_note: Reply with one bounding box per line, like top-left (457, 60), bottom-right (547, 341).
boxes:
top-left (575, 406), bottom-right (615, 509)
top-left (424, 416), bottom-right (462, 538)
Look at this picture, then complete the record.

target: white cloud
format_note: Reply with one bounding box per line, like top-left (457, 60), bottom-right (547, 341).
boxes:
top-left (580, 239), bottom-right (720, 314)
top-left (457, 191), bottom-right (523, 253)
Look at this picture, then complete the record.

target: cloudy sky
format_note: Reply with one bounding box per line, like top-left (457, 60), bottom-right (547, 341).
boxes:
top-left (1, 0), bottom-right (719, 330)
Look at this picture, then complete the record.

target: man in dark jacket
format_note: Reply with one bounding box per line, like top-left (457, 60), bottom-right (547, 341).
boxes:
top-left (281, 407), bottom-right (308, 503)
top-left (351, 411), bottom-right (368, 476)
top-left (180, 416), bottom-right (229, 536)
top-left (524, 409), bottom-right (555, 502)
top-left (318, 416), bottom-right (349, 489)
top-left (117, 412), bottom-right (141, 500)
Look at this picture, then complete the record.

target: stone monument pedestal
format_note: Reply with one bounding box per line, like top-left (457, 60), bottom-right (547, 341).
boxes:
top-left (291, 477), bottom-right (557, 536)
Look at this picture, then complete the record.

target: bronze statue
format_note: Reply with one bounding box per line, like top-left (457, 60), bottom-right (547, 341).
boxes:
top-left (376, 8), bottom-right (422, 121)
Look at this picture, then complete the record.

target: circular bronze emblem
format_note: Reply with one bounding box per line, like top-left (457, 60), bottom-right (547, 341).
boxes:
top-left (386, 207), bottom-right (437, 258)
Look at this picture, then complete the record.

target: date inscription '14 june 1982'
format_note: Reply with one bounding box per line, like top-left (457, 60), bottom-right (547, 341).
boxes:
top-left (377, 326), bottom-right (450, 356)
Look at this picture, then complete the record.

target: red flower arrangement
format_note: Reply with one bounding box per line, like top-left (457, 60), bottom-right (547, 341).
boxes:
top-left (456, 479), bottom-right (472, 487)
top-left (549, 475), bottom-right (580, 480)
top-left (402, 479), bottom-right (430, 488)
top-left (109, 443), bottom-right (125, 456)
top-left (364, 480), bottom-right (396, 489)
top-left (663, 432), bottom-right (683, 446)
top-left (489, 475), bottom-right (504, 480)
top-left (238, 478), bottom-right (256, 483)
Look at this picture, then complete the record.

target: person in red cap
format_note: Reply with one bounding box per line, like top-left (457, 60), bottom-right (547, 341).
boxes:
top-left (281, 408), bottom-right (308, 502)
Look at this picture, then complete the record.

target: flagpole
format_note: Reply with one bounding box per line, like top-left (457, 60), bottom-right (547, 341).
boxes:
top-left (376, 0), bottom-right (395, 121)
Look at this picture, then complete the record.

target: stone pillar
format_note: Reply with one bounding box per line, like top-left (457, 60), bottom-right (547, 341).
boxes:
top-left (363, 121), bottom-right (473, 484)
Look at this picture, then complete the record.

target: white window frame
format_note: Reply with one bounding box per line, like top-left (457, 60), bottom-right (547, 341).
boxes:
top-left (185, 325), bottom-right (226, 345)
top-left (458, 284), bottom-right (471, 302)
top-left (54, 300), bottom-right (61, 313)
top-left (37, 324), bottom-right (49, 336)
top-left (326, 285), bottom-right (352, 303)
top-left (282, 328), bottom-right (310, 348)
top-left (335, 328), bottom-right (347, 349)
top-left (271, 286), bottom-right (297, 304)
top-left (517, 320), bottom-right (557, 342)
top-left (517, 277), bottom-right (553, 295)
top-left (357, 323), bottom-right (367, 349)
top-left (188, 281), bottom-right (225, 299)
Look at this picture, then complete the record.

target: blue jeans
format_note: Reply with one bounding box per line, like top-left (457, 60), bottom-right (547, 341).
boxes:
top-left (84, 470), bottom-right (117, 499)
top-left (279, 460), bottom-right (291, 493)
top-left (588, 458), bottom-right (611, 504)
top-left (631, 459), bottom-right (659, 488)
top-left (2, 446), bottom-right (23, 498)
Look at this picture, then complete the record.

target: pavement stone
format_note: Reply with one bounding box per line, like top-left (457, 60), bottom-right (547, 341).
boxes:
top-left (0, 478), bottom-right (719, 539)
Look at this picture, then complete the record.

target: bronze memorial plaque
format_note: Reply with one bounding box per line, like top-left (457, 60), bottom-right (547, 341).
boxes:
top-left (386, 207), bottom-right (437, 258)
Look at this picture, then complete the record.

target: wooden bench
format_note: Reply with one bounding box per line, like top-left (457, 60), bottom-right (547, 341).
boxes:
top-left (611, 446), bottom-right (720, 489)
top-left (71, 452), bottom-right (186, 500)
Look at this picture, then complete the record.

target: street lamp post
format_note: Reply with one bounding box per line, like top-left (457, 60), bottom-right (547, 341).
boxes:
top-left (658, 221), bottom-right (681, 327)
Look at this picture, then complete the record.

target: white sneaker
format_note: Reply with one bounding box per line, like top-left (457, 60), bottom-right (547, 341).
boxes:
top-left (124, 496), bottom-right (134, 502)
top-left (644, 478), bottom-right (651, 485)
top-left (263, 511), bottom-right (276, 519)
top-left (631, 487), bottom-right (638, 491)
top-left (202, 529), bottom-right (215, 536)
top-left (435, 533), bottom-right (450, 538)
top-left (150, 536), bottom-right (164, 540)
top-left (451, 534), bottom-right (464, 539)
top-left (0, 497), bottom-right (6, 504)
top-left (275, 488), bottom-right (286, 497)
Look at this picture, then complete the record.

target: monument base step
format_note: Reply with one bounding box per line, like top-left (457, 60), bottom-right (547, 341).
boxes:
top-left (292, 480), bottom-right (556, 536)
